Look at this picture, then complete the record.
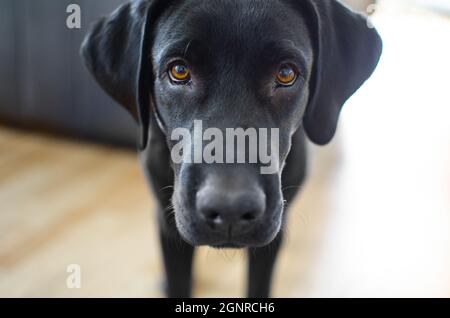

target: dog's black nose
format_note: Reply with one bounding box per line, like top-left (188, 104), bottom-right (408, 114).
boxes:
top-left (196, 184), bottom-right (266, 233)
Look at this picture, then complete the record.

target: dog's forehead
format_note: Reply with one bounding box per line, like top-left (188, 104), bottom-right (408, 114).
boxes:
top-left (155, 0), bottom-right (308, 54)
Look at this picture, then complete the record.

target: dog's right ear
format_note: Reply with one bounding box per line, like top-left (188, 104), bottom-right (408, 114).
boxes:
top-left (81, 0), bottom-right (173, 149)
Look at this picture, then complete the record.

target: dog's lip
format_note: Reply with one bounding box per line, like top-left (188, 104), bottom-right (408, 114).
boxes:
top-left (211, 243), bottom-right (244, 249)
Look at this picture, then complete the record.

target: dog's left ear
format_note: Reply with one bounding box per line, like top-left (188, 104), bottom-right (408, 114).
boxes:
top-left (81, 0), bottom-right (174, 149)
top-left (295, 0), bottom-right (383, 145)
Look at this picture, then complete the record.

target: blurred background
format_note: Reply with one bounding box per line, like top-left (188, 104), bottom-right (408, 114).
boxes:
top-left (0, 0), bottom-right (450, 297)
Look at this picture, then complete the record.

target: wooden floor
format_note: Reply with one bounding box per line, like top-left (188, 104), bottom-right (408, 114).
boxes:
top-left (1, 3), bottom-right (450, 297)
top-left (0, 125), bottom-right (338, 298)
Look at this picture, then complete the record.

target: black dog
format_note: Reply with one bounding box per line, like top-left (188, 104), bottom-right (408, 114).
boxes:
top-left (81, 0), bottom-right (382, 297)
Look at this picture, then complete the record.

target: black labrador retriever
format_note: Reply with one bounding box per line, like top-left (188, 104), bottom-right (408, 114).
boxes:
top-left (81, 0), bottom-right (382, 297)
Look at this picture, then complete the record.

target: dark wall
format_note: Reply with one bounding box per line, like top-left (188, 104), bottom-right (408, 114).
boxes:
top-left (0, 0), bottom-right (137, 147)
top-left (0, 0), bottom-right (18, 119)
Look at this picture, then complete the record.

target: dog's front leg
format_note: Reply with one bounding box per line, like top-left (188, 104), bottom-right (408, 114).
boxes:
top-left (143, 121), bottom-right (195, 297)
top-left (158, 218), bottom-right (195, 298)
top-left (247, 233), bottom-right (283, 298)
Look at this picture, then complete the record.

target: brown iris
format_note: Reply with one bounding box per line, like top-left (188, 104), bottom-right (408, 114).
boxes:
top-left (276, 65), bottom-right (297, 86)
top-left (169, 63), bottom-right (190, 82)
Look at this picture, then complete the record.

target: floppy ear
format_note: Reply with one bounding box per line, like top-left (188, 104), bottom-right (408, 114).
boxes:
top-left (81, 0), bottom-right (172, 149)
top-left (298, 0), bottom-right (383, 145)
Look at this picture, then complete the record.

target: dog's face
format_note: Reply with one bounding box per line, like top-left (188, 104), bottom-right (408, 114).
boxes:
top-left (151, 0), bottom-right (312, 247)
top-left (82, 0), bottom-right (382, 247)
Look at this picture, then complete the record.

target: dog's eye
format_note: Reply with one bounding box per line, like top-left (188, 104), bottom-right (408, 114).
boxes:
top-left (169, 62), bottom-right (191, 83)
top-left (276, 65), bottom-right (297, 86)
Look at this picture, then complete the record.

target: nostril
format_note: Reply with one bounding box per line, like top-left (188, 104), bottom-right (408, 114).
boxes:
top-left (241, 211), bottom-right (258, 222)
top-left (204, 209), bottom-right (221, 222)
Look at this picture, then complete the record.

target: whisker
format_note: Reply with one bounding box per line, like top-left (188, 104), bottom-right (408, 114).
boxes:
top-left (160, 185), bottom-right (174, 192)
top-left (282, 185), bottom-right (303, 192)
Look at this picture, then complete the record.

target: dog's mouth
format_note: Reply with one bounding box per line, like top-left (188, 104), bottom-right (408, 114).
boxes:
top-left (211, 243), bottom-right (245, 249)
top-left (171, 166), bottom-right (284, 247)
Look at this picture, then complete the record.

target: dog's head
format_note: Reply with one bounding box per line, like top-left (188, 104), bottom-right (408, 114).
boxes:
top-left (82, 0), bottom-right (382, 247)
